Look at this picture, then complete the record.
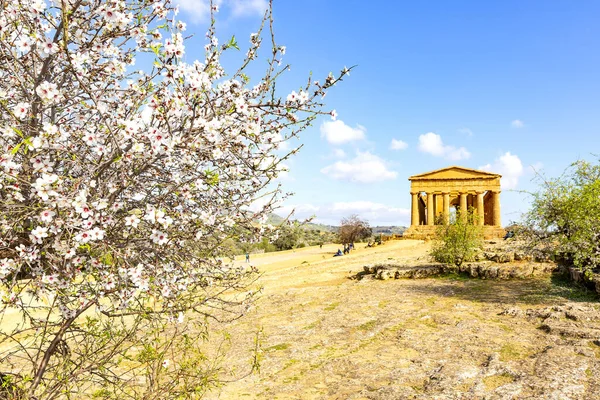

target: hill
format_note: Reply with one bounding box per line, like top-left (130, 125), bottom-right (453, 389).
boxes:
top-left (266, 213), bottom-right (406, 236)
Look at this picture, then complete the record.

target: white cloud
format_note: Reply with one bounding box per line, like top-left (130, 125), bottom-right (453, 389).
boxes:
top-left (176, 0), bottom-right (265, 22)
top-left (176, 0), bottom-right (214, 22)
top-left (417, 132), bottom-right (470, 161)
top-left (390, 138), bottom-right (408, 150)
top-left (229, 0), bottom-right (268, 17)
top-left (332, 148), bottom-right (346, 158)
top-left (320, 120), bottom-right (366, 145)
top-left (458, 128), bottom-right (473, 136)
top-left (479, 152), bottom-right (524, 190)
top-left (320, 151), bottom-right (397, 183)
top-left (279, 201), bottom-right (410, 226)
top-left (511, 119), bottom-right (524, 128)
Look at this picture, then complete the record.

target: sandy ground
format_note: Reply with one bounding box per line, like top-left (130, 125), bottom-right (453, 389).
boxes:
top-left (205, 240), bottom-right (600, 400)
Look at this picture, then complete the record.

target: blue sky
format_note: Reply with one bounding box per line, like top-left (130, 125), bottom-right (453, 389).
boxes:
top-left (176, 0), bottom-right (600, 226)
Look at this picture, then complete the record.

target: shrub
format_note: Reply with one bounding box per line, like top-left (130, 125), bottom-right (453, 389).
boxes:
top-left (431, 209), bottom-right (483, 267)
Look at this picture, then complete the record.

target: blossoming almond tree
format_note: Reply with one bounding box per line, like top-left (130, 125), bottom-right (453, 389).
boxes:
top-left (0, 0), bottom-right (349, 397)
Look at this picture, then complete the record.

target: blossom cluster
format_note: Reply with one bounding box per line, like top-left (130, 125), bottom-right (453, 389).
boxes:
top-left (0, 0), bottom-right (349, 323)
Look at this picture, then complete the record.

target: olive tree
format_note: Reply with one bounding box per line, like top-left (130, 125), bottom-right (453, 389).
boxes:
top-left (0, 0), bottom-right (349, 397)
top-left (523, 158), bottom-right (600, 270)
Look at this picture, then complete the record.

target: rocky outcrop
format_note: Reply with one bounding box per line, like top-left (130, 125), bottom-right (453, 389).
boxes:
top-left (502, 303), bottom-right (600, 341)
top-left (357, 261), bottom-right (558, 281)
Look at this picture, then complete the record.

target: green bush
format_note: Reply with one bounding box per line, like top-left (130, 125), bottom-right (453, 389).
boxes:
top-left (524, 158), bottom-right (600, 271)
top-left (431, 209), bottom-right (483, 267)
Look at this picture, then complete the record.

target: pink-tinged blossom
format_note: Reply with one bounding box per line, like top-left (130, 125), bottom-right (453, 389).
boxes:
top-left (77, 205), bottom-right (94, 219)
top-left (150, 229), bottom-right (168, 245)
top-left (42, 274), bottom-right (59, 285)
top-left (125, 214), bottom-right (140, 228)
top-left (75, 231), bottom-right (92, 244)
top-left (13, 102), bottom-right (29, 119)
top-left (298, 90), bottom-right (309, 104)
top-left (89, 227), bottom-right (105, 241)
top-left (286, 90), bottom-right (297, 103)
top-left (15, 37), bottom-right (31, 53)
top-left (0, 258), bottom-right (16, 279)
top-left (35, 81), bottom-right (61, 104)
top-left (39, 209), bottom-right (55, 223)
top-left (30, 226), bottom-right (49, 244)
top-left (41, 39), bottom-right (58, 55)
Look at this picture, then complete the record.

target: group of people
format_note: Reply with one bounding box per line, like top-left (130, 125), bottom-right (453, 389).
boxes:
top-left (333, 243), bottom-right (354, 257)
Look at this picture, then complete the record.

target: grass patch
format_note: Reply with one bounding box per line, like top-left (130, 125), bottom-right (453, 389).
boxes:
top-left (517, 275), bottom-right (597, 304)
top-left (324, 302), bottom-right (340, 311)
top-left (588, 341), bottom-right (600, 359)
top-left (419, 315), bottom-right (439, 329)
top-left (356, 319), bottom-right (378, 331)
top-left (282, 376), bottom-right (300, 383)
top-left (483, 373), bottom-right (515, 390)
top-left (499, 343), bottom-right (530, 361)
top-left (435, 272), bottom-right (470, 281)
top-left (304, 320), bottom-right (320, 330)
top-left (426, 296), bottom-right (437, 305)
top-left (550, 274), bottom-right (598, 302)
top-left (281, 358), bottom-right (300, 371)
top-left (378, 300), bottom-right (389, 308)
top-left (266, 343), bottom-right (290, 352)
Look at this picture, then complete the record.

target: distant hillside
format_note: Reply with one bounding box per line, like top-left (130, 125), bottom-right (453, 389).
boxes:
top-left (266, 213), bottom-right (406, 235)
top-left (372, 226), bottom-right (407, 235)
top-left (266, 213), bottom-right (336, 232)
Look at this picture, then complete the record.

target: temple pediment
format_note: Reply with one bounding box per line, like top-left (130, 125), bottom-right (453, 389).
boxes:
top-left (409, 166), bottom-right (501, 181)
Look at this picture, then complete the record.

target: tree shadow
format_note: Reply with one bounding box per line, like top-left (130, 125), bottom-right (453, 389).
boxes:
top-left (399, 273), bottom-right (598, 306)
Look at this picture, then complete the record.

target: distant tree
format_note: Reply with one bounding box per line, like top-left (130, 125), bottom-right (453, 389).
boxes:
top-left (273, 223), bottom-right (301, 250)
top-left (523, 158), bottom-right (600, 270)
top-left (339, 215), bottom-right (372, 244)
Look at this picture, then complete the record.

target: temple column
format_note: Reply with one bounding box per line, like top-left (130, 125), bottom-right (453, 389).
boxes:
top-left (442, 192), bottom-right (450, 225)
top-left (459, 192), bottom-right (468, 221)
top-left (426, 192), bottom-right (434, 226)
top-left (476, 191), bottom-right (485, 226)
top-left (492, 191), bottom-right (501, 227)
top-left (410, 192), bottom-right (419, 226)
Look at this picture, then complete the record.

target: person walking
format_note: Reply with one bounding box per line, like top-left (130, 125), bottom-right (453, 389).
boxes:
top-left (245, 252), bottom-right (250, 263)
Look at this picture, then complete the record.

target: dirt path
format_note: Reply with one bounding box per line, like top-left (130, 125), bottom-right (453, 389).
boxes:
top-left (207, 241), bottom-right (600, 400)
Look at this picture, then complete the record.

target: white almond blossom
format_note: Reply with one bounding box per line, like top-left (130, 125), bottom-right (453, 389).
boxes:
top-left (0, 0), bottom-right (351, 396)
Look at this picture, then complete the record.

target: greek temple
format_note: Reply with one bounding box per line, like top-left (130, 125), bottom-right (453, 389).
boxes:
top-left (402, 166), bottom-right (505, 239)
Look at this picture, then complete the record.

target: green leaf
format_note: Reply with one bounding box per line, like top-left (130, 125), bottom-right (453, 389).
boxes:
top-left (150, 43), bottom-right (162, 56)
top-left (226, 35), bottom-right (239, 50)
top-left (10, 142), bottom-right (23, 155)
top-left (11, 127), bottom-right (24, 138)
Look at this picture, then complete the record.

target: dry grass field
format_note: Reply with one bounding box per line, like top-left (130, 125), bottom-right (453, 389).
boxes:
top-left (205, 240), bottom-right (600, 400)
